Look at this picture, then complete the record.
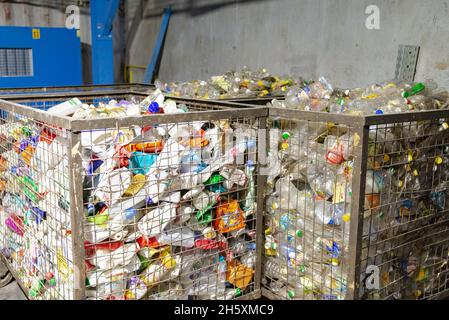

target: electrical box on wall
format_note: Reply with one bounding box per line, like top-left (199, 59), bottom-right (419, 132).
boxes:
top-left (0, 26), bottom-right (82, 88)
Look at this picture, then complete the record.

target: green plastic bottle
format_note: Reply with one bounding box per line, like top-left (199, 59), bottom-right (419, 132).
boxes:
top-left (402, 83), bottom-right (425, 98)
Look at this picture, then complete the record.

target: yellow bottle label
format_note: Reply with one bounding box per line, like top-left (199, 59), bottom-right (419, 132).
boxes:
top-left (123, 174), bottom-right (146, 197)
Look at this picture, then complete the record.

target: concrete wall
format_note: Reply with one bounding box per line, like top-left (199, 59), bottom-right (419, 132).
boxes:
top-left (129, 0), bottom-right (449, 89)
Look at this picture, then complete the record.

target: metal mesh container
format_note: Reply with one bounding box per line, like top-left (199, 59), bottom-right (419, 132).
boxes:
top-left (261, 107), bottom-right (449, 300)
top-left (0, 92), bottom-right (266, 300)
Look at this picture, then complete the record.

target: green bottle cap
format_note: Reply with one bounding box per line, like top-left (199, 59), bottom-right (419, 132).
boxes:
top-left (29, 288), bottom-right (38, 298)
top-left (37, 280), bottom-right (45, 290)
top-left (296, 230), bottom-right (303, 238)
top-left (300, 264), bottom-right (306, 273)
top-left (287, 290), bottom-right (295, 299)
top-left (49, 278), bottom-right (57, 287)
top-left (282, 132), bottom-right (290, 140)
top-left (235, 288), bottom-right (242, 297)
top-left (22, 127), bottom-right (32, 137)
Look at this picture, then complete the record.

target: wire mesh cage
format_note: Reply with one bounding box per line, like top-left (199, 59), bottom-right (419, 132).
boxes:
top-left (0, 92), bottom-right (266, 300)
top-left (261, 107), bottom-right (449, 300)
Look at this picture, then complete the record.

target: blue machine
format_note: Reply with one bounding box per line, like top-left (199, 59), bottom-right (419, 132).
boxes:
top-left (0, 26), bottom-right (82, 88)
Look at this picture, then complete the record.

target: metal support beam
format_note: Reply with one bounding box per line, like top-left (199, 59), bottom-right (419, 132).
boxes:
top-left (90, 0), bottom-right (120, 84)
top-left (144, 7), bottom-right (172, 84)
top-left (102, 0), bottom-right (121, 36)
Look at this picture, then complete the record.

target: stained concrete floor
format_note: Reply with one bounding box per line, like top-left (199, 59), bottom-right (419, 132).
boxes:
top-left (0, 281), bottom-right (27, 300)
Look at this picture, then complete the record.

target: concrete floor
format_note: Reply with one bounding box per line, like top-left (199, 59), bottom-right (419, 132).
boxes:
top-left (0, 281), bottom-right (27, 300)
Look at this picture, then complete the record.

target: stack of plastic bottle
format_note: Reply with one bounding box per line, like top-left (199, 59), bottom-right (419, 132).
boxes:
top-left (0, 90), bottom-right (259, 300)
top-left (269, 78), bottom-right (448, 115)
top-left (156, 67), bottom-right (300, 99)
top-left (264, 78), bottom-right (449, 300)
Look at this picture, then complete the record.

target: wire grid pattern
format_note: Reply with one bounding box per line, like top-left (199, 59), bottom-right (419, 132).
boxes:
top-left (261, 110), bottom-right (449, 301)
top-left (262, 117), bottom-right (352, 300)
top-left (0, 109), bottom-right (73, 300)
top-left (0, 93), bottom-right (263, 300)
top-left (360, 118), bottom-right (449, 300)
top-left (0, 48), bottom-right (34, 78)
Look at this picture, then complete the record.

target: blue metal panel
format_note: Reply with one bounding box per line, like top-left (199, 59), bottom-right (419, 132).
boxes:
top-left (90, 0), bottom-right (120, 85)
top-left (0, 26), bottom-right (82, 88)
top-left (144, 7), bottom-right (172, 84)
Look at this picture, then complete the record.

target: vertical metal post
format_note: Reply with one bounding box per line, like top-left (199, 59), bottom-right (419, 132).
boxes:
top-left (346, 123), bottom-right (369, 300)
top-left (143, 7), bottom-right (172, 84)
top-left (90, 0), bottom-right (120, 84)
top-left (254, 116), bottom-right (268, 298)
top-left (68, 130), bottom-right (86, 300)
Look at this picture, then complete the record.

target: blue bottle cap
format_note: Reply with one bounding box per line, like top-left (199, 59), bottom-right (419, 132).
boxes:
top-left (247, 242), bottom-right (256, 250)
top-left (194, 162), bottom-right (208, 173)
top-left (219, 256), bottom-right (225, 262)
top-left (124, 208), bottom-right (137, 220)
top-left (246, 139), bottom-right (256, 150)
top-left (148, 101), bottom-right (159, 113)
top-left (375, 109), bottom-right (384, 115)
top-left (146, 197), bottom-right (154, 206)
top-left (87, 203), bottom-right (95, 216)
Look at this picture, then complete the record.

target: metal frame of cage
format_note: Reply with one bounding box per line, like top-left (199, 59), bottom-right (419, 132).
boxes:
top-left (219, 97), bottom-right (282, 106)
top-left (1, 87), bottom-right (448, 301)
top-left (260, 107), bottom-right (449, 300)
top-left (0, 83), bottom-right (154, 96)
top-left (0, 92), bottom-right (267, 300)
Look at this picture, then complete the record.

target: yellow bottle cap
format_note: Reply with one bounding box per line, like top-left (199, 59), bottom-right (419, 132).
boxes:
top-left (398, 180), bottom-right (403, 188)
top-left (281, 142), bottom-right (289, 150)
top-left (272, 202), bottom-right (279, 210)
top-left (442, 122), bottom-right (449, 130)
top-left (435, 156), bottom-right (443, 165)
top-left (342, 214), bottom-right (350, 222)
top-left (413, 169), bottom-right (419, 176)
top-left (383, 154), bottom-right (390, 162)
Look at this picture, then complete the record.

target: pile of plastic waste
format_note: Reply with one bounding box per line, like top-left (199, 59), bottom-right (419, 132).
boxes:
top-left (269, 78), bottom-right (449, 115)
top-left (0, 90), bottom-right (259, 300)
top-left (156, 67), bottom-right (300, 99)
top-left (263, 78), bottom-right (449, 300)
